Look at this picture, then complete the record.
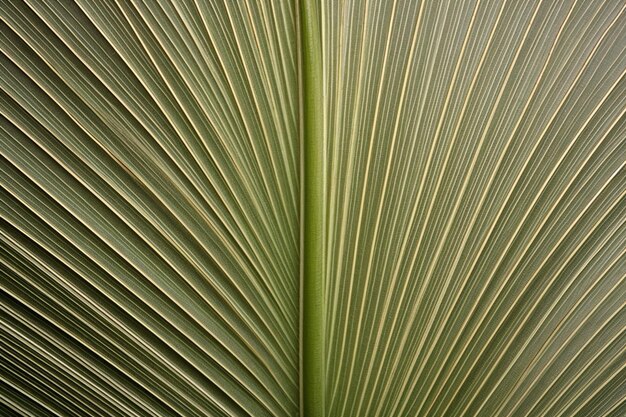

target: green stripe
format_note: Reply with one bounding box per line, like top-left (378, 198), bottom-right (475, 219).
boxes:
top-left (299, 0), bottom-right (324, 416)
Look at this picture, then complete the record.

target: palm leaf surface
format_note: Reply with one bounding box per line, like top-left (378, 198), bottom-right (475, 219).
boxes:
top-left (1, 1), bottom-right (625, 416)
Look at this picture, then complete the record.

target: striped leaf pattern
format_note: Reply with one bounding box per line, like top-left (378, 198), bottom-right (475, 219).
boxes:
top-left (2, 0), bottom-right (626, 417)
top-left (1, 1), bottom-right (298, 416)
top-left (323, 1), bottom-right (626, 416)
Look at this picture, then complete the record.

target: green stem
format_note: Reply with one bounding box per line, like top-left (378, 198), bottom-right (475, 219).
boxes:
top-left (299, 0), bottom-right (324, 416)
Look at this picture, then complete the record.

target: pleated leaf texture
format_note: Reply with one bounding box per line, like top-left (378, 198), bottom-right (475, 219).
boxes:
top-left (1, 1), bottom-right (625, 417)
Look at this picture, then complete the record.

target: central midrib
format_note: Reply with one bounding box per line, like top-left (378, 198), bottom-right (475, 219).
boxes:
top-left (298, 0), bottom-right (324, 416)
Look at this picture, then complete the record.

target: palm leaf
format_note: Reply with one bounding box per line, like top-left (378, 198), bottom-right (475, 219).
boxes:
top-left (2, 1), bottom-right (625, 417)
